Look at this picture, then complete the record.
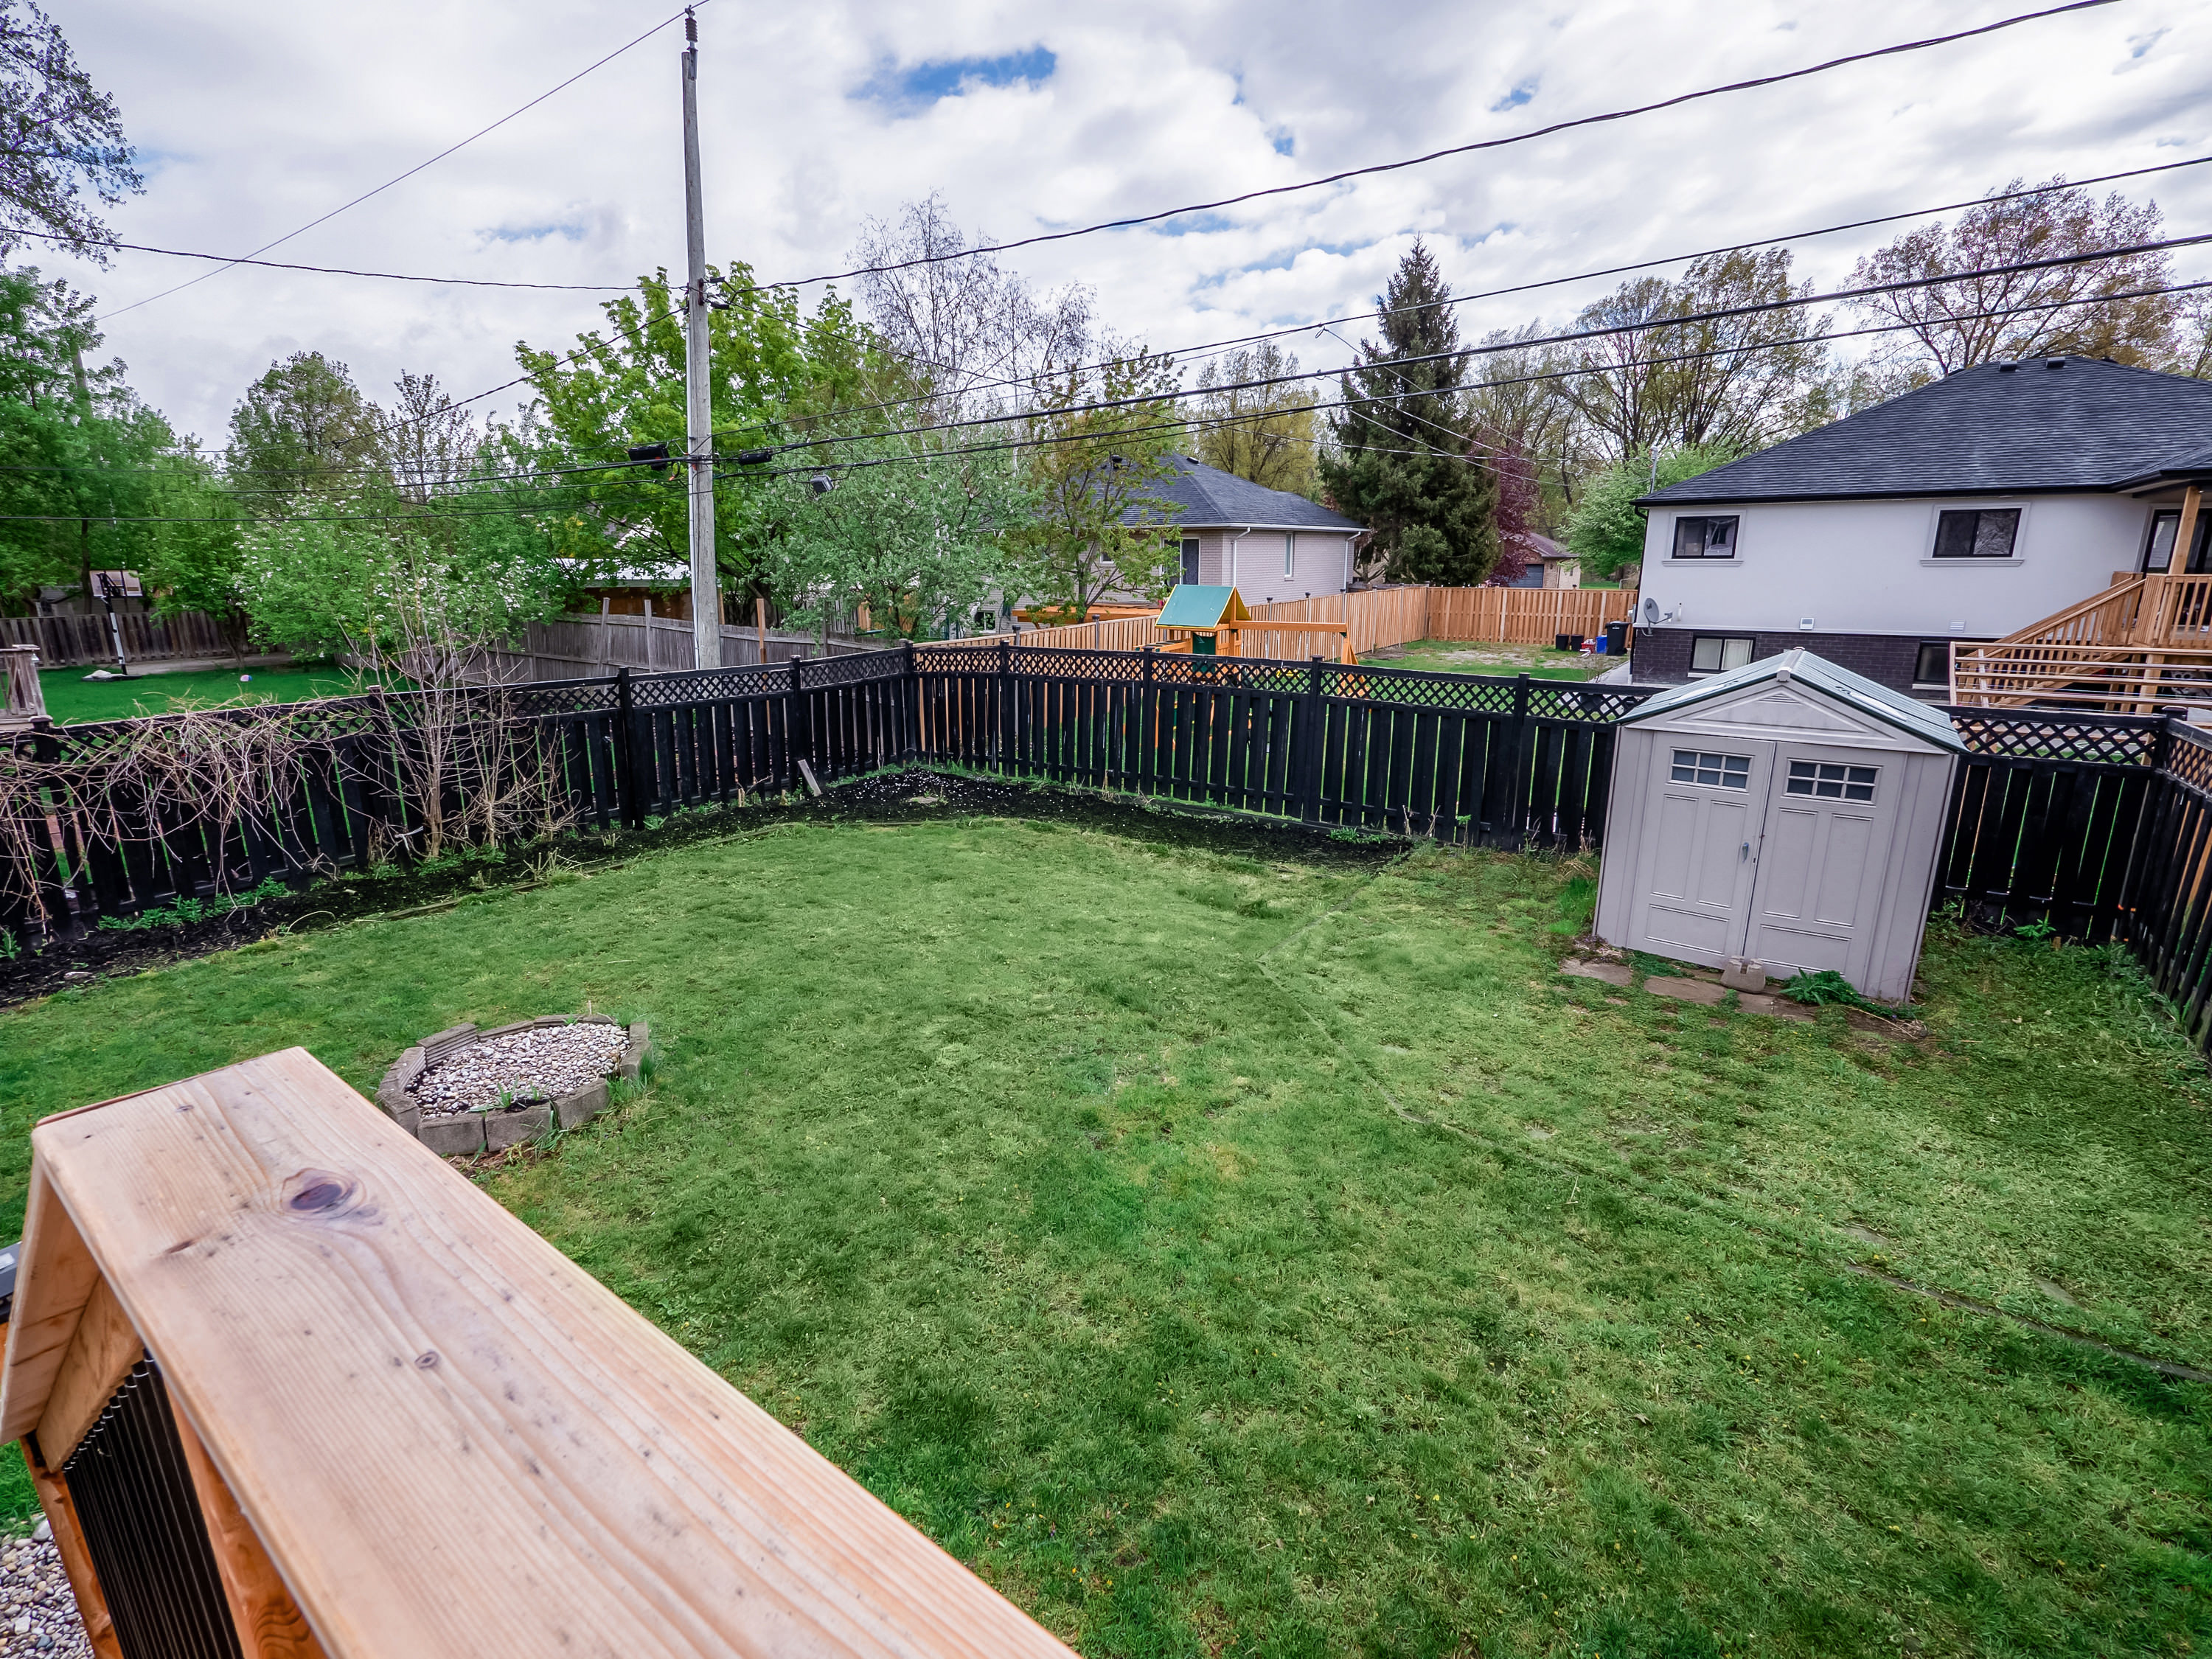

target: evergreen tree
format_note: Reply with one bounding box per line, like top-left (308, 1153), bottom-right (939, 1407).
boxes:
top-left (1320, 241), bottom-right (1498, 584)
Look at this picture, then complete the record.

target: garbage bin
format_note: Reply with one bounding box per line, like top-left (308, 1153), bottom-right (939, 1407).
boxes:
top-left (1554, 631), bottom-right (1576, 653)
top-left (1606, 621), bottom-right (1630, 657)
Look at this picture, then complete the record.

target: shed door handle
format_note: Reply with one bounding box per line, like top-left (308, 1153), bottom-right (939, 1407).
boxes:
top-left (1740, 841), bottom-right (1750, 861)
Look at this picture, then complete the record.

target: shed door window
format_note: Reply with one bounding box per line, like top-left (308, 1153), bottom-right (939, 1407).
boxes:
top-left (1672, 515), bottom-right (1738, 559)
top-left (1670, 749), bottom-right (1751, 789)
top-left (1180, 538), bottom-right (1200, 584)
top-left (1785, 760), bottom-right (1877, 801)
top-left (1933, 508), bottom-right (2020, 558)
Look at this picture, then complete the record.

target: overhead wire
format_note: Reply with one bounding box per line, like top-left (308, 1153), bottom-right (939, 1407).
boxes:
top-left (94, 2), bottom-right (711, 323)
top-left (15, 274), bottom-right (2202, 524)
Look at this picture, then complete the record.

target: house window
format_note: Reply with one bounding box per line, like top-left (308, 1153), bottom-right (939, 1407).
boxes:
top-left (1786, 760), bottom-right (1878, 802)
top-left (1284, 533), bottom-right (1295, 578)
top-left (2146, 508), bottom-right (2212, 574)
top-left (1688, 635), bottom-right (1756, 675)
top-left (1669, 750), bottom-right (1751, 789)
top-left (1672, 515), bottom-right (1739, 559)
top-left (1913, 641), bottom-right (1953, 687)
top-left (1180, 538), bottom-right (1200, 585)
top-left (1932, 507), bottom-right (2021, 559)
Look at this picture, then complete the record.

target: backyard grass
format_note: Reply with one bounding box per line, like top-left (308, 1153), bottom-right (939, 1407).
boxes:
top-left (1366, 639), bottom-right (1622, 681)
top-left (1, 799), bottom-right (2208, 1655)
top-left (37, 661), bottom-right (374, 724)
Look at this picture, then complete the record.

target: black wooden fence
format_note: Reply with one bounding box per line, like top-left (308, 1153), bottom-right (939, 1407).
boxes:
top-left (11, 641), bottom-right (2212, 1049)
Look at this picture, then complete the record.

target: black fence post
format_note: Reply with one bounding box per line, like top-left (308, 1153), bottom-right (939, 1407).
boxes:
top-left (787, 655), bottom-right (811, 790)
top-left (1297, 655), bottom-right (1326, 822)
top-left (997, 636), bottom-right (1015, 776)
top-left (615, 666), bottom-right (644, 829)
top-left (902, 639), bottom-right (919, 763)
top-left (1500, 672), bottom-right (1533, 848)
top-left (1139, 647), bottom-right (1158, 799)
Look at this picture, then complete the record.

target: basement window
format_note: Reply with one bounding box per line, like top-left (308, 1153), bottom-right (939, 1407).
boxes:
top-left (1913, 642), bottom-right (1952, 687)
top-left (1688, 635), bottom-right (1756, 675)
top-left (1933, 508), bottom-right (2020, 559)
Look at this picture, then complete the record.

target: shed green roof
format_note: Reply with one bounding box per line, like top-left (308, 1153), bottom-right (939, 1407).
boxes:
top-left (1156, 585), bottom-right (1246, 627)
top-left (1622, 649), bottom-right (1966, 754)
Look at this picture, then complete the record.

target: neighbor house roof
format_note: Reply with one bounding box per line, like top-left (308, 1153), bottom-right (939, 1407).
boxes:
top-left (1621, 648), bottom-right (1967, 753)
top-left (1641, 358), bottom-right (2212, 507)
top-left (1131, 455), bottom-right (1363, 532)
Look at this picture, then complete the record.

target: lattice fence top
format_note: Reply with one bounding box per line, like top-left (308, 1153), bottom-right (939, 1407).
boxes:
top-left (796, 650), bottom-right (908, 689)
top-left (1940, 706), bottom-right (2166, 765)
top-left (2166, 722), bottom-right (2212, 794)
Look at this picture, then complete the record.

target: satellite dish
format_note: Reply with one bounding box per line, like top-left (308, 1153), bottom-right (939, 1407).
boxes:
top-left (1642, 597), bottom-right (1660, 627)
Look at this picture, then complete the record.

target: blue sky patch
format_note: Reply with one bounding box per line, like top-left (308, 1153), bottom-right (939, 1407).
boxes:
top-left (483, 222), bottom-right (588, 243)
top-left (858, 46), bottom-right (1055, 112)
top-left (1490, 79), bottom-right (1537, 112)
top-left (1270, 128), bottom-right (1295, 156)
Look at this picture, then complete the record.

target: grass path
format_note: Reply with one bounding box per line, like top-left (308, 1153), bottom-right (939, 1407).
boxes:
top-left (1, 812), bottom-right (2205, 1655)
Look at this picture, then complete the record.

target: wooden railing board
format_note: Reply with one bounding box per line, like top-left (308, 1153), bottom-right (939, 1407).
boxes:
top-left (7, 1049), bottom-right (1077, 1659)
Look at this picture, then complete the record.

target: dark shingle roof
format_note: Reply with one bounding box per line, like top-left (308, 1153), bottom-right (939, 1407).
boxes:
top-left (1642, 358), bottom-right (2212, 506)
top-left (1131, 455), bottom-right (1363, 531)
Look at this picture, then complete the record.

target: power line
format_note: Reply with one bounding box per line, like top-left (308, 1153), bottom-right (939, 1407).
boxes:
top-left (715, 1), bottom-right (2118, 300)
top-left (703, 156), bottom-right (2212, 445)
top-left (10, 228), bottom-right (633, 292)
top-left (21, 276), bottom-right (2199, 523)
top-left (95, 4), bottom-right (709, 324)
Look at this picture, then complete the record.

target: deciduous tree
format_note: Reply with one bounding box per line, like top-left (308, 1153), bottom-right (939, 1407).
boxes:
top-left (1189, 341), bottom-right (1318, 496)
top-left (0, 0), bottom-right (142, 262)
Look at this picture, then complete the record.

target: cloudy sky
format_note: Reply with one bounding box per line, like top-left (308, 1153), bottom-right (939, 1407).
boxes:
top-left (42, 0), bottom-right (2212, 446)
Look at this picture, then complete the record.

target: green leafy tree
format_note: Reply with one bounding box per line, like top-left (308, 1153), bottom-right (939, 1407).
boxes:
top-left (515, 265), bottom-right (880, 612)
top-left (0, 0), bottom-right (144, 262)
top-left (1189, 341), bottom-right (1318, 496)
top-left (1564, 444), bottom-right (1741, 582)
top-left (227, 351), bottom-right (379, 509)
top-left (1321, 242), bottom-right (1500, 585)
top-left (136, 447), bottom-right (249, 658)
top-left (1002, 347), bottom-right (1184, 619)
top-left (768, 438), bottom-right (1027, 640)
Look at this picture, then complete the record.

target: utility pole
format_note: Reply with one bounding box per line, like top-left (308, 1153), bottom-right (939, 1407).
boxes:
top-left (681, 8), bottom-right (720, 669)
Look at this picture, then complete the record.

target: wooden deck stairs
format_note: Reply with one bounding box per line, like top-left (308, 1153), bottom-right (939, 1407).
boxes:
top-left (1951, 486), bottom-right (2212, 713)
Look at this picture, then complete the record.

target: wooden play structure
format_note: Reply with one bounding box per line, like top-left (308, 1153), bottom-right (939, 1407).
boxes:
top-left (0, 1049), bottom-right (1077, 1658)
top-left (1152, 585), bottom-right (1358, 663)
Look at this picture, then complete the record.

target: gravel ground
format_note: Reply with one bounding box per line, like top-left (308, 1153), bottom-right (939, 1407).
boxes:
top-left (0, 1523), bottom-right (89, 1657)
top-left (414, 1023), bottom-right (626, 1118)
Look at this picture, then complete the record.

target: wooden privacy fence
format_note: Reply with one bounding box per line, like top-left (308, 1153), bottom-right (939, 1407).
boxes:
top-left (1, 609), bottom-right (237, 667)
top-left (1426, 585), bottom-right (1639, 646)
top-left (13, 641), bottom-right (2212, 1051)
top-left (479, 612), bottom-right (874, 681)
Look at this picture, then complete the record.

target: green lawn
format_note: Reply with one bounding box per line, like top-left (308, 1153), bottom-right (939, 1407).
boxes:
top-left (37, 661), bottom-right (375, 725)
top-left (1, 805), bottom-right (2207, 1653)
top-left (1366, 639), bottom-right (1623, 681)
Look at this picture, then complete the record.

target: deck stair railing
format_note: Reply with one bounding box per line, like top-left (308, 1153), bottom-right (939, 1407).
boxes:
top-left (1952, 487), bottom-right (2212, 712)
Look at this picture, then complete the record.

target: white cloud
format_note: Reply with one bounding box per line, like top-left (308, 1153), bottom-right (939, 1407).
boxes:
top-left (41, 0), bottom-right (2212, 445)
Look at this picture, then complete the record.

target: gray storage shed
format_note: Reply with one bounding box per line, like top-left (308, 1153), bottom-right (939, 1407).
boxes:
top-left (1593, 650), bottom-right (1964, 1003)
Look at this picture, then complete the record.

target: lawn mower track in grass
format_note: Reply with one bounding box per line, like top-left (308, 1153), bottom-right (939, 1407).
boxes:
top-left (1, 807), bottom-right (2208, 1656)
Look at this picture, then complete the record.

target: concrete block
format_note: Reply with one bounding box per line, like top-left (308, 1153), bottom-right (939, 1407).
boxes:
top-left (479, 1020), bottom-right (537, 1040)
top-left (1721, 957), bottom-right (1769, 994)
top-left (1645, 975), bottom-right (1727, 1006)
top-left (619, 1021), bottom-right (651, 1082)
top-left (375, 1046), bottom-right (425, 1132)
top-left (482, 1102), bottom-right (552, 1152)
top-left (418, 1115), bottom-right (484, 1158)
top-left (420, 1023), bottom-right (479, 1065)
top-left (1560, 958), bottom-right (1633, 987)
top-left (555, 1079), bottom-right (608, 1130)
top-left (532, 1015), bottom-right (574, 1029)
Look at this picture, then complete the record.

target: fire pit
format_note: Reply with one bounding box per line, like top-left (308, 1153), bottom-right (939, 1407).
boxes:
top-left (376, 1015), bottom-right (650, 1157)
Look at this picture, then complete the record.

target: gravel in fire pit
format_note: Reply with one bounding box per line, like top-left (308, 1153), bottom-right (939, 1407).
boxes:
top-left (0, 1523), bottom-right (90, 1657)
top-left (414, 1023), bottom-right (627, 1118)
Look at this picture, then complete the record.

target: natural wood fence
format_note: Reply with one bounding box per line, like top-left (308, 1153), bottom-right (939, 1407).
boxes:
top-left (947, 585), bottom-right (1637, 661)
top-left (1, 609), bottom-right (239, 667)
top-left (480, 613), bottom-right (877, 681)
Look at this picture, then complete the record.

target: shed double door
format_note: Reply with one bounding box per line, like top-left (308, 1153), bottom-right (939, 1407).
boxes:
top-left (1627, 737), bottom-right (1902, 985)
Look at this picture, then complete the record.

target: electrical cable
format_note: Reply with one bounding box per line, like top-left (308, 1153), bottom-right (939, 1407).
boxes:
top-left (7, 228), bottom-right (635, 292)
top-left (714, 1), bottom-right (2119, 299)
top-left (94, 3), bottom-right (711, 324)
top-left (15, 274), bottom-right (2199, 523)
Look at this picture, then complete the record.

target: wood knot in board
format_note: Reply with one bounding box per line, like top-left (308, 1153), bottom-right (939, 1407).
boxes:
top-left (283, 1169), bottom-right (360, 1215)
top-left (415, 1352), bottom-right (439, 1369)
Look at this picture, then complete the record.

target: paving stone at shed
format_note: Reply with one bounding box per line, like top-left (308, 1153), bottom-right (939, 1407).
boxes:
top-left (1560, 958), bottom-right (1633, 987)
top-left (418, 1115), bottom-right (484, 1158)
top-left (1646, 975), bottom-right (1727, 1006)
top-left (555, 1079), bottom-right (608, 1130)
top-left (482, 1102), bottom-right (552, 1152)
top-left (1736, 992), bottom-right (1814, 1022)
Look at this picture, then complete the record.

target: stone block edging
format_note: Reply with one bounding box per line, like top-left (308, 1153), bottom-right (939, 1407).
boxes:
top-left (375, 1015), bottom-right (649, 1158)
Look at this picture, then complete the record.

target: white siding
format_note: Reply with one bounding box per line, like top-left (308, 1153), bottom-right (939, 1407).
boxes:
top-left (1189, 529), bottom-right (1355, 597)
top-left (1638, 493), bottom-right (2161, 639)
